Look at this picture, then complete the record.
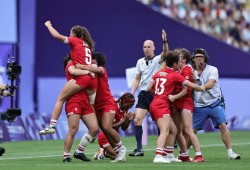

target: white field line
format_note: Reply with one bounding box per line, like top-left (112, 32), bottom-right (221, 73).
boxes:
top-left (0, 142), bottom-right (249, 161)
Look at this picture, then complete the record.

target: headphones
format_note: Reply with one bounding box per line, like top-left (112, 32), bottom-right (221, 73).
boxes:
top-left (192, 48), bottom-right (209, 62)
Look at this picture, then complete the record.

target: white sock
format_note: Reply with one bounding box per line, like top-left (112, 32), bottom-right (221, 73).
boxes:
top-left (114, 141), bottom-right (123, 152)
top-left (166, 146), bottom-right (174, 158)
top-left (181, 152), bottom-right (189, 156)
top-left (227, 149), bottom-right (233, 154)
top-left (49, 119), bottom-right (57, 128)
top-left (64, 152), bottom-right (70, 159)
top-left (155, 148), bottom-right (164, 157)
top-left (195, 151), bottom-right (202, 156)
top-left (76, 132), bottom-right (93, 153)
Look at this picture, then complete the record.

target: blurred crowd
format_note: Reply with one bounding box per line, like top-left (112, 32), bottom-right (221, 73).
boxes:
top-left (137, 0), bottom-right (250, 53)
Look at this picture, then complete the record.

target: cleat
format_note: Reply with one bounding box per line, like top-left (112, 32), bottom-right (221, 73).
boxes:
top-left (153, 156), bottom-right (171, 163)
top-left (192, 155), bottom-right (205, 162)
top-left (129, 149), bottom-right (144, 156)
top-left (228, 152), bottom-right (241, 160)
top-left (73, 152), bottom-right (90, 162)
top-left (178, 155), bottom-right (191, 162)
top-left (39, 127), bottom-right (55, 135)
top-left (111, 145), bottom-right (126, 162)
top-left (110, 157), bottom-right (126, 163)
top-left (166, 156), bottom-right (182, 163)
top-left (0, 147), bottom-right (5, 156)
top-left (63, 157), bottom-right (72, 163)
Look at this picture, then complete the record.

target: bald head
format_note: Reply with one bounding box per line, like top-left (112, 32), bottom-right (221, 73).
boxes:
top-left (143, 40), bottom-right (155, 58)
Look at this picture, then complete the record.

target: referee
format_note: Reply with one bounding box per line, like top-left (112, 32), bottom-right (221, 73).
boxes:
top-left (129, 29), bottom-right (168, 156)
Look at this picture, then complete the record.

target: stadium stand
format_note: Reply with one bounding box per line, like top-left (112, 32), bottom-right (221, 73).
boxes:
top-left (137, 0), bottom-right (250, 53)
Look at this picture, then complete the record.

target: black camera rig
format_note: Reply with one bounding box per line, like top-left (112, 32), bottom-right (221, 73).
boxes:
top-left (0, 54), bottom-right (22, 123)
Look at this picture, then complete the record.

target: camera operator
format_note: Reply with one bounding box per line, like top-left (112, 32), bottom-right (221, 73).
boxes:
top-left (0, 83), bottom-right (9, 156)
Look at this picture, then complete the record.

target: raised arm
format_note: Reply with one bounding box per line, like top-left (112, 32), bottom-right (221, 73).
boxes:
top-left (161, 29), bottom-right (169, 58)
top-left (45, 21), bottom-right (67, 42)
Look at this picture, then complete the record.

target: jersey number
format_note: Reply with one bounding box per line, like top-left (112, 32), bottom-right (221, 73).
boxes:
top-left (155, 78), bottom-right (167, 95)
top-left (85, 48), bottom-right (92, 65)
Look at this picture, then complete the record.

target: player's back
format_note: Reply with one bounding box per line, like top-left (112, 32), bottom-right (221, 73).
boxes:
top-left (68, 37), bottom-right (91, 65)
top-left (153, 67), bottom-right (184, 101)
top-left (95, 68), bottom-right (114, 103)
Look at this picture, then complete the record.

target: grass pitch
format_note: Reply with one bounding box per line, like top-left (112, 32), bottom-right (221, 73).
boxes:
top-left (0, 131), bottom-right (250, 170)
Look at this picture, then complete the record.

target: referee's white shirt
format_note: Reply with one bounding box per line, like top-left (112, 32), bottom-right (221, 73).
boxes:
top-left (135, 54), bottom-right (161, 91)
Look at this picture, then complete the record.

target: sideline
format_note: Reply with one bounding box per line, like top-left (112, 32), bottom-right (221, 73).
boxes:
top-left (0, 142), bottom-right (249, 161)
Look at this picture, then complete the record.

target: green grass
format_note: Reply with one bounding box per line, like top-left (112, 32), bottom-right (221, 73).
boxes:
top-left (0, 131), bottom-right (250, 170)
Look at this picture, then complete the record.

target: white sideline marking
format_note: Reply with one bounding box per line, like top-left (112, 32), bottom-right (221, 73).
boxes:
top-left (0, 142), bottom-right (249, 161)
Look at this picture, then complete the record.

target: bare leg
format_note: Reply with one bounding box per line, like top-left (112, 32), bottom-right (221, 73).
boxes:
top-left (51, 81), bottom-right (82, 120)
top-left (171, 108), bottom-right (188, 153)
top-left (181, 110), bottom-right (201, 152)
top-left (39, 81), bottom-right (83, 135)
top-left (153, 116), bottom-right (171, 163)
top-left (219, 123), bottom-right (232, 149)
top-left (64, 114), bottom-right (81, 153)
top-left (81, 112), bottom-right (99, 137)
top-left (156, 117), bottom-right (171, 149)
top-left (101, 112), bottom-right (120, 145)
top-left (104, 145), bottom-right (117, 160)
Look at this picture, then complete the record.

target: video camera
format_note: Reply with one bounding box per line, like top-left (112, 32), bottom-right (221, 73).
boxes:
top-left (0, 108), bottom-right (21, 123)
top-left (6, 60), bottom-right (22, 81)
top-left (0, 54), bottom-right (22, 123)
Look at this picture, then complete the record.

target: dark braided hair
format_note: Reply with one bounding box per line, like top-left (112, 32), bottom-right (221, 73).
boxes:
top-left (116, 93), bottom-right (135, 111)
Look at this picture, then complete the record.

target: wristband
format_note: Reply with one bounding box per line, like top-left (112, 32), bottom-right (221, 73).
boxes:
top-left (163, 40), bottom-right (168, 44)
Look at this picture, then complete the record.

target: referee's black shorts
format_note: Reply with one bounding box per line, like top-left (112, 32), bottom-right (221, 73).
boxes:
top-left (135, 91), bottom-right (153, 111)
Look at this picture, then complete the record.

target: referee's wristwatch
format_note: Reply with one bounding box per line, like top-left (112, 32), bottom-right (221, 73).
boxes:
top-left (163, 40), bottom-right (168, 44)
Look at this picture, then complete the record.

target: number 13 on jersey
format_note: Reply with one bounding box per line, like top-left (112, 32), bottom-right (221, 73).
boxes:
top-left (155, 78), bottom-right (167, 95)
